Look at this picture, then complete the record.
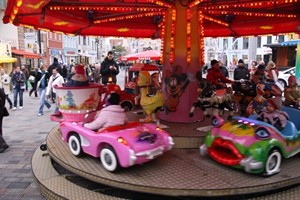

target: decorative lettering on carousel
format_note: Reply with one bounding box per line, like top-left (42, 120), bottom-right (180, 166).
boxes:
top-left (117, 28), bottom-right (130, 32)
top-left (260, 26), bottom-right (274, 30)
top-left (54, 21), bottom-right (68, 26)
top-left (26, 1), bottom-right (45, 9)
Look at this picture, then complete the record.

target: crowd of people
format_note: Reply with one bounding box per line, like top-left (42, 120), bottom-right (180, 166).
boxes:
top-left (0, 51), bottom-right (121, 153)
top-left (198, 58), bottom-right (298, 129)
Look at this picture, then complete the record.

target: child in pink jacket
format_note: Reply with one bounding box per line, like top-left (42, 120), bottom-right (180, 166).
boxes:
top-left (257, 97), bottom-right (289, 131)
top-left (84, 93), bottom-right (127, 131)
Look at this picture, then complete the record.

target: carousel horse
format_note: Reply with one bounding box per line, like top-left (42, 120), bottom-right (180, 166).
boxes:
top-left (137, 71), bottom-right (164, 122)
top-left (210, 87), bottom-right (235, 120)
top-left (189, 78), bottom-right (214, 118)
top-left (189, 77), bottom-right (234, 120)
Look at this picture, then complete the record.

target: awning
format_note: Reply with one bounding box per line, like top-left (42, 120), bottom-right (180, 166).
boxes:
top-left (280, 40), bottom-right (300, 46)
top-left (0, 56), bottom-right (17, 64)
top-left (78, 53), bottom-right (95, 58)
top-left (12, 49), bottom-right (40, 59)
top-left (264, 40), bottom-right (300, 48)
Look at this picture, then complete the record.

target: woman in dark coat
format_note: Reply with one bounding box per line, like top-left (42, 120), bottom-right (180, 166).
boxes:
top-left (0, 88), bottom-right (9, 153)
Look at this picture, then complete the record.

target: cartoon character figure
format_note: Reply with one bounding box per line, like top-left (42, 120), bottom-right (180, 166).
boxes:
top-left (164, 65), bottom-right (190, 113)
top-left (65, 90), bottom-right (76, 109)
top-left (137, 71), bottom-right (164, 122)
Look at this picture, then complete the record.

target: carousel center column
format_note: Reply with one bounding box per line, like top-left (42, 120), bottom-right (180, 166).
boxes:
top-left (160, 2), bottom-right (204, 123)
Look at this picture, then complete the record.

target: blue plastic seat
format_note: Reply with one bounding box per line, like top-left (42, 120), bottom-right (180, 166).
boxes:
top-left (282, 106), bottom-right (300, 130)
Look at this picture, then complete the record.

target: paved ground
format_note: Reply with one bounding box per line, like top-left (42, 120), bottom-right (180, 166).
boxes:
top-left (0, 91), bottom-right (58, 200)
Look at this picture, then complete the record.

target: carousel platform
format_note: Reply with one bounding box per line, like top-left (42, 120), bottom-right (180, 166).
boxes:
top-left (32, 111), bottom-right (300, 199)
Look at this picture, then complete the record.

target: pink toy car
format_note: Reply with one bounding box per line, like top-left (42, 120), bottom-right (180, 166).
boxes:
top-left (59, 121), bottom-right (174, 172)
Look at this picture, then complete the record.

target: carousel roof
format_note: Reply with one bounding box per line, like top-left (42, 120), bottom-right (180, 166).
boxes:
top-left (3, 0), bottom-right (300, 38)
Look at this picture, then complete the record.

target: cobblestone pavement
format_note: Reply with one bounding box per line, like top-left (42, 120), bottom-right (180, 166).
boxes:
top-left (0, 91), bottom-right (57, 200)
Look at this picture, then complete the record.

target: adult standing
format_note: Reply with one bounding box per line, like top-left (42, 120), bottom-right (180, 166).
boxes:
top-left (46, 68), bottom-right (64, 113)
top-left (0, 69), bottom-right (13, 109)
top-left (100, 51), bottom-right (119, 84)
top-left (0, 88), bottom-right (9, 153)
top-left (36, 64), bottom-right (51, 116)
top-left (265, 61), bottom-right (279, 82)
top-left (11, 66), bottom-right (26, 110)
top-left (21, 65), bottom-right (30, 91)
top-left (219, 61), bottom-right (229, 78)
top-left (29, 66), bottom-right (38, 97)
top-left (233, 59), bottom-right (250, 81)
top-left (48, 57), bottom-right (61, 77)
top-left (92, 63), bottom-right (101, 83)
top-left (61, 64), bottom-right (68, 81)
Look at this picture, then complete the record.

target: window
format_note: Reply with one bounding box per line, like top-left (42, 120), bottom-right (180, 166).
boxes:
top-left (267, 36), bottom-right (272, 44)
top-left (278, 35), bottom-right (285, 43)
top-left (243, 37), bottom-right (249, 49)
top-left (223, 38), bottom-right (228, 49)
top-left (83, 36), bottom-right (86, 45)
top-left (232, 38), bottom-right (238, 50)
top-left (256, 55), bottom-right (262, 62)
top-left (257, 36), bottom-right (261, 48)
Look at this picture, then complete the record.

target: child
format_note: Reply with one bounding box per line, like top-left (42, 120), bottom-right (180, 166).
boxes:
top-left (257, 97), bottom-right (289, 131)
top-left (84, 93), bottom-right (127, 131)
top-left (284, 75), bottom-right (300, 108)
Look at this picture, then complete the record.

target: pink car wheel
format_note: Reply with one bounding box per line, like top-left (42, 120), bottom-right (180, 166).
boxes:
top-left (100, 146), bottom-right (120, 172)
top-left (68, 134), bottom-right (84, 157)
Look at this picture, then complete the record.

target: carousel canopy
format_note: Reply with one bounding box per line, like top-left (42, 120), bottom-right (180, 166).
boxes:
top-left (2, 0), bottom-right (300, 38)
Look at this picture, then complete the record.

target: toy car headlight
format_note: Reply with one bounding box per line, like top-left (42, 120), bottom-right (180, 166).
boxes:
top-left (255, 127), bottom-right (270, 140)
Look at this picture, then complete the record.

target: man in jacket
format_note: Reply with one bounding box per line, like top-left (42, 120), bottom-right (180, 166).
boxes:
top-left (233, 59), bottom-right (250, 81)
top-left (100, 51), bottom-right (119, 84)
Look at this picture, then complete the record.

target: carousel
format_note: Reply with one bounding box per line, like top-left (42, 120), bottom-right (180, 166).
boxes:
top-left (3, 0), bottom-right (300, 199)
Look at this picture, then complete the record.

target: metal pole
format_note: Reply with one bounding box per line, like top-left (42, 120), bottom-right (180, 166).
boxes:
top-left (37, 30), bottom-right (42, 68)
